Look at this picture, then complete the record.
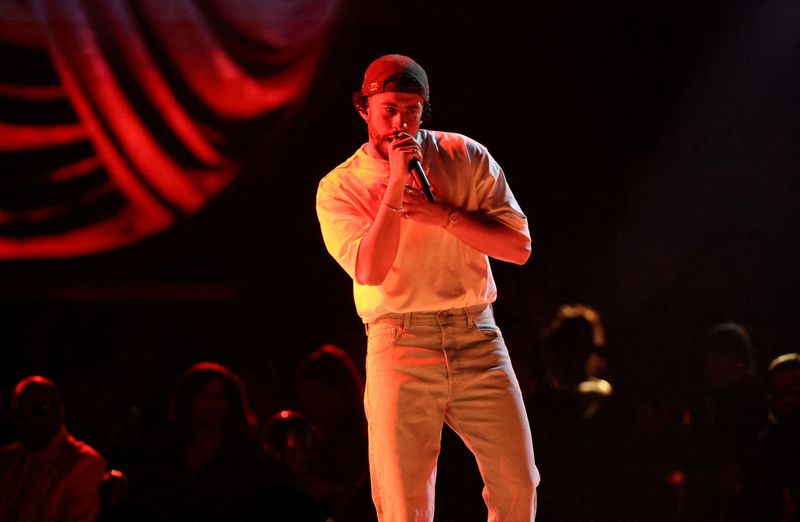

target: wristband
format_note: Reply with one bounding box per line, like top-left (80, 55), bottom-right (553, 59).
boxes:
top-left (382, 200), bottom-right (403, 213)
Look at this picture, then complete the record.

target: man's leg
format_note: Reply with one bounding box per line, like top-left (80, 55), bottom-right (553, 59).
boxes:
top-left (444, 309), bottom-right (540, 521)
top-left (364, 319), bottom-right (450, 522)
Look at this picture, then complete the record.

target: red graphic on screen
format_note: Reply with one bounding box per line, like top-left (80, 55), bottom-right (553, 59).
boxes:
top-left (0, 0), bottom-right (340, 258)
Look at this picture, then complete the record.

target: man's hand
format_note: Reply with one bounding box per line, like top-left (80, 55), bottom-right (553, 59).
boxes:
top-left (400, 188), bottom-right (449, 227)
top-left (387, 131), bottom-right (421, 189)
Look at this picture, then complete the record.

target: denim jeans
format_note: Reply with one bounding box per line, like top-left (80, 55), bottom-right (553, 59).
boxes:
top-left (364, 304), bottom-right (539, 521)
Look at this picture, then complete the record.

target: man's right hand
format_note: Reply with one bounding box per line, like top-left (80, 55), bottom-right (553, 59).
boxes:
top-left (387, 131), bottom-right (421, 189)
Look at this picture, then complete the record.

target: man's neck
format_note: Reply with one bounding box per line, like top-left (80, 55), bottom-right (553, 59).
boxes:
top-left (363, 142), bottom-right (384, 160)
top-left (24, 426), bottom-right (66, 453)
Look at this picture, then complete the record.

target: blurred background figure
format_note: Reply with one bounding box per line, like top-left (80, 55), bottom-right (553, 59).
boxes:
top-left (96, 467), bottom-right (167, 522)
top-left (540, 304), bottom-right (610, 385)
top-left (260, 409), bottom-right (329, 521)
top-left (0, 375), bottom-right (107, 522)
top-left (758, 352), bottom-right (800, 522)
top-left (682, 321), bottom-right (768, 522)
top-left (293, 344), bottom-right (372, 520)
top-left (261, 409), bottom-right (316, 487)
top-left (535, 303), bottom-right (613, 420)
top-left (128, 361), bottom-right (289, 522)
top-left (525, 303), bottom-right (618, 521)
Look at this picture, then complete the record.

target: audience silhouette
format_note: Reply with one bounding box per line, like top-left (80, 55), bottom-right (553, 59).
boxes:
top-left (260, 409), bottom-right (330, 521)
top-left (681, 321), bottom-right (768, 522)
top-left (758, 352), bottom-right (800, 522)
top-left (2, 316), bottom-right (790, 522)
top-left (293, 344), bottom-right (373, 521)
top-left (0, 375), bottom-right (107, 522)
top-left (127, 361), bottom-right (293, 522)
top-left (525, 304), bottom-right (619, 522)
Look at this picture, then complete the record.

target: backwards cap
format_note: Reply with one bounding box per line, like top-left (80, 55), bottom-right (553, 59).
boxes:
top-left (361, 54), bottom-right (429, 101)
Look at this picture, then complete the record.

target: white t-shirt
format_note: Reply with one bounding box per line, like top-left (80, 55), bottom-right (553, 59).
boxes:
top-left (316, 129), bottom-right (529, 323)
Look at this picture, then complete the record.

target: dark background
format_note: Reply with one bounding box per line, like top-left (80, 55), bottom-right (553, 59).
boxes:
top-left (1, 0), bottom-right (798, 511)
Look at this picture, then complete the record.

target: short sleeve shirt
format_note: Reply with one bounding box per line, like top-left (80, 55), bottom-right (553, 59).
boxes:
top-left (316, 129), bottom-right (529, 323)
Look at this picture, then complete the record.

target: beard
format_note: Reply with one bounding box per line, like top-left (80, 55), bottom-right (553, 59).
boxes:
top-left (367, 123), bottom-right (393, 161)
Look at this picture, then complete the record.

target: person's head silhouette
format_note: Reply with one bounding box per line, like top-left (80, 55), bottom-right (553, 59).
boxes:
top-left (294, 345), bottom-right (364, 428)
top-left (700, 321), bottom-right (756, 390)
top-left (167, 361), bottom-right (257, 441)
top-left (11, 375), bottom-right (64, 451)
top-left (766, 352), bottom-right (800, 425)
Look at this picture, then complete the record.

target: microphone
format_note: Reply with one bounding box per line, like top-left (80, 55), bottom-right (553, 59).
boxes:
top-left (391, 128), bottom-right (436, 203)
top-left (410, 158), bottom-right (435, 203)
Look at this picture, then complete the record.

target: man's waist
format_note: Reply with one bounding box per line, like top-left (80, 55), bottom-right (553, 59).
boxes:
top-left (367, 303), bottom-right (492, 329)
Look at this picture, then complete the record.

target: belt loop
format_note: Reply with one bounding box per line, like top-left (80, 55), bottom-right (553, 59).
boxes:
top-left (463, 306), bottom-right (472, 325)
top-left (364, 323), bottom-right (370, 336)
top-left (403, 312), bottom-right (411, 332)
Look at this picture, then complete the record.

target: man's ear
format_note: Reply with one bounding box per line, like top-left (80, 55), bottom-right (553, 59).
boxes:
top-left (358, 106), bottom-right (368, 122)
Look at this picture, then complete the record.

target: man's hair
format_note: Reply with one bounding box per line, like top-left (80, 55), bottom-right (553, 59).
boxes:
top-left (12, 375), bottom-right (61, 405)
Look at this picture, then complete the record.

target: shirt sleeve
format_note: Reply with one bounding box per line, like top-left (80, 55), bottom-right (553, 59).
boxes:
top-left (316, 176), bottom-right (371, 280)
top-left (473, 146), bottom-right (531, 239)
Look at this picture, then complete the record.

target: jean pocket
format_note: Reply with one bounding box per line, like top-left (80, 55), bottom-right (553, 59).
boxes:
top-left (367, 322), bottom-right (403, 354)
top-left (472, 318), bottom-right (502, 338)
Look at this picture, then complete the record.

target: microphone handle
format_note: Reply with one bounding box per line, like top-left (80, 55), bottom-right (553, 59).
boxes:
top-left (410, 159), bottom-right (435, 203)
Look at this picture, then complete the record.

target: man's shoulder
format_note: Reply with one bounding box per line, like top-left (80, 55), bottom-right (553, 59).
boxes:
top-left (319, 148), bottom-right (365, 187)
top-left (317, 146), bottom-right (388, 204)
top-left (72, 438), bottom-right (104, 462)
top-left (65, 434), bottom-right (106, 471)
top-left (421, 129), bottom-right (486, 155)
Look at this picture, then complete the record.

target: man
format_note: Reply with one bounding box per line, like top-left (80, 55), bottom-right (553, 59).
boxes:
top-left (0, 375), bottom-right (107, 522)
top-left (316, 54), bottom-right (540, 521)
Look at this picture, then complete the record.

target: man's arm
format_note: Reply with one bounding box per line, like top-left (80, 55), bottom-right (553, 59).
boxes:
top-left (355, 132), bottom-right (420, 285)
top-left (400, 191), bottom-right (531, 265)
top-left (354, 181), bottom-right (405, 285)
top-left (446, 211), bottom-right (531, 265)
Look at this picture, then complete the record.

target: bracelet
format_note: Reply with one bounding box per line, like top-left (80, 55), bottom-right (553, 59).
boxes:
top-left (444, 209), bottom-right (460, 228)
top-left (382, 199), bottom-right (403, 213)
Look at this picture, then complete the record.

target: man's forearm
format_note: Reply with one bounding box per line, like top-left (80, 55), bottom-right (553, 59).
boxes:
top-left (355, 181), bottom-right (407, 285)
top-left (447, 212), bottom-right (531, 265)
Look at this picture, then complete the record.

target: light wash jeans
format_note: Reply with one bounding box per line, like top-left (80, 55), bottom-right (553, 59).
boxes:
top-left (364, 304), bottom-right (540, 522)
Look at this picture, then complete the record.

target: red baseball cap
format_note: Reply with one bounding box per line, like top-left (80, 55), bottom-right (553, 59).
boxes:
top-left (361, 54), bottom-right (430, 101)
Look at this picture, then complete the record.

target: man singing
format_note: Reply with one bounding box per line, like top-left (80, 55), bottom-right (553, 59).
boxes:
top-left (316, 53), bottom-right (540, 521)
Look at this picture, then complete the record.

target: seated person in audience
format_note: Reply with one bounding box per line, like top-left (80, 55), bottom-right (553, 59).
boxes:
top-left (0, 375), bottom-right (106, 522)
top-left (526, 304), bottom-right (617, 522)
top-left (759, 352), bottom-right (800, 522)
top-left (683, 321), bottom-right (767, 522)
top-left (130, 361), bottom-right (290, 522)
top-left (293, 345), bottom-right (372, 519)
top-left (260, 409), bottom-right (330, 521)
